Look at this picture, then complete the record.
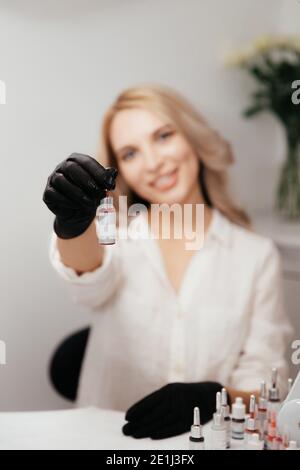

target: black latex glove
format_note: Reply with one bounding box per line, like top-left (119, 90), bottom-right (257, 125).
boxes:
top-left (43, 153), bottom-right (118, 239)
top-left (122, 382), bottom-right (225, 440)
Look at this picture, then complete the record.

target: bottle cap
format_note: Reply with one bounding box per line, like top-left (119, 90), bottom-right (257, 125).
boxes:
top-left (260, 381), bottom-right (267, 398)
top-left (269, 387), bottom-right (280, 401)
top-left (232, 397), bottom-right (246, 420)
top-left (221, 388), bottom-right (227, 406)
top-left (100, 196), bottom-right (114, 207)
top-left (269, 368), bottom-right (280, 401)
top-left (190, 407), bottom-right (203, 440)
top-left (216, 391), bottom-right (221, 412)
top-left (104, 168), bottom-right (118, 189)
top-left (213, 408), bottom-right (225, 427)
top-left (190, 424), bottom-right (203, 439)
top-left (258, 381), bottom-right (268, 410)
top-left (249, 395), bottom-right (256, 414)
top-left (221, 389), bottom-right (230, 419)
top-left (193, 407), bottom-right (200, 426)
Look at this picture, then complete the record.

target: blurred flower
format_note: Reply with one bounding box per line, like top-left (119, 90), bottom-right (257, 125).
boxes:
top-left (224, 35), bottom-right (300, 67)
top-left (224, 47), bottom-right (256, 66)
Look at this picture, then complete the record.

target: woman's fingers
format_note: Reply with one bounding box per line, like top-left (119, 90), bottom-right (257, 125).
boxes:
top-left (125, 401), bottom-right (168, 429)
top-left (43, 183), bottom-right (75, 209)
top-left (123, 421), bottom-right (158, 439)
top-left (50, 172), bottom-right (95, 208)
top-left (123, 407), bottom-right (177, 439)
top-left (67, 153), bottom-right (117, 190)
top-left (125, 387), bottom-right (165, 422)
top-left (150, 420), bottom-right (186, 439)
top-left (59, 159), bottom-right (101, 197)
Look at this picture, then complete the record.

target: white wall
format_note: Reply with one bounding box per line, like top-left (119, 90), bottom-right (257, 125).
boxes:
top-left (0, 0), bottom-right (297, 410)
top-left (279, 0), bottom-right (300, 33)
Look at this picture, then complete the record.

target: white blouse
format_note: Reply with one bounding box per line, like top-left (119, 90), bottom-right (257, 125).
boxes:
top-left (49, 209), bottom-right (293, 411)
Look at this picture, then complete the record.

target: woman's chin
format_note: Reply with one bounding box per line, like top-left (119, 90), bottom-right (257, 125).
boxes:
top-left (149, 187), bottom-right (188, 206)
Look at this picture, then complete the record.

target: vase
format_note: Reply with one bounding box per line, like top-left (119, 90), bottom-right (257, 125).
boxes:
top-left (277, 140), bottom-right (300, 219)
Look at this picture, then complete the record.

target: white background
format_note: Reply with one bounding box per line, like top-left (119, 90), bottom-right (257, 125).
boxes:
top-left (0, 0), bottom-right (299, 410)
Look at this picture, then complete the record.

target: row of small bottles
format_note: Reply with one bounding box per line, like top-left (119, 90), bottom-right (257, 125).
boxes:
top-left (189, 368), bottom-right (298, 450)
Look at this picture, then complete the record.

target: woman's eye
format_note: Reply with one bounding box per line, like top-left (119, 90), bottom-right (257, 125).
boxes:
top-left (122, 150), bottom-right (136, 161)
top-left (158, 131), bottom-right (173, 141)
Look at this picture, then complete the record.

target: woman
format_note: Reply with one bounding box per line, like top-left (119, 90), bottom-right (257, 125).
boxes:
top-left (43, 84), bottom-right (292, 439)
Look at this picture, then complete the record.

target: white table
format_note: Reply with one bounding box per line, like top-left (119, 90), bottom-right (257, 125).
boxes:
top-left (0, 407), bottom-right (243, 450)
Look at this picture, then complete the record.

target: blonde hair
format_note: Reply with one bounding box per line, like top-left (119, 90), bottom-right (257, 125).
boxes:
top-left (97, 84), bottom-right (251, 228)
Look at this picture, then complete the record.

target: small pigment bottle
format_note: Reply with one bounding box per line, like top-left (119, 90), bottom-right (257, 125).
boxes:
top-left (96, 193), bottom-right (116, 245)
top-left (231, 397), bottom-right (246, 440)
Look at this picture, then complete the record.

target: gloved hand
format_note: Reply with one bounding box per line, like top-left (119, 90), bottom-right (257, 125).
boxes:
top-left (122, 382), bottom-right (225, 439)
top-left (43, 153), bottom-right (118, 239)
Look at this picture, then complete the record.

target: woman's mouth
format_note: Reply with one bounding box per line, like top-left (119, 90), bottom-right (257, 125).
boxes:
top-left (151, 169), bottom-right (178, 191)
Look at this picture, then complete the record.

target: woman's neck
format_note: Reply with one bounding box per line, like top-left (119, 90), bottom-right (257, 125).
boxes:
top-left (147, 184), bottom-right (213, 239)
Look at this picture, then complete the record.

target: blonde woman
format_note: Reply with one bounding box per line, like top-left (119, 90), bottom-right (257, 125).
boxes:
top-left (43, 84), bottom-right (292, 439)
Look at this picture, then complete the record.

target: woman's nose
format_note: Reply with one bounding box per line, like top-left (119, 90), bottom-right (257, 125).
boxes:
top-left (143, 147), bottom-right (164, 172)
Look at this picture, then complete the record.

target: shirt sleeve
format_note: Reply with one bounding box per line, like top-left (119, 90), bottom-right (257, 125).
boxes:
top-left (229, 240), bottom-right (294, 395)
top-left (49, 231), bottom-right (122, 310)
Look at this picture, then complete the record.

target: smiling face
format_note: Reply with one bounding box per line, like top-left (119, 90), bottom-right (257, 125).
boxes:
top-left (109, 108), bottom-right (202, 205)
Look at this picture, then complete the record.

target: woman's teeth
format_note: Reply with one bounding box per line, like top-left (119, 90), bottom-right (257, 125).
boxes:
top-left (152, 169), bottom-right (178, 190)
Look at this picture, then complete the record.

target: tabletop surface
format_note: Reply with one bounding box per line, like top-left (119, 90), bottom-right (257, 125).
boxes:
top-left (0, 407), bottom-right (243, 450)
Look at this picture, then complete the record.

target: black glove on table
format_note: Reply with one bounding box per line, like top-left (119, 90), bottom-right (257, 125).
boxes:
top-left (43, 153), bottom-right (118, 239)
top-left (122, 382), bottom-right (226, 440)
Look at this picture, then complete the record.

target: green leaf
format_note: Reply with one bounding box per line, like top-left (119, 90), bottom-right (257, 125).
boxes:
top-left (243, 104), bottom-right (266, 118)
top-left (249, 65), bottom-right (272, 83)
